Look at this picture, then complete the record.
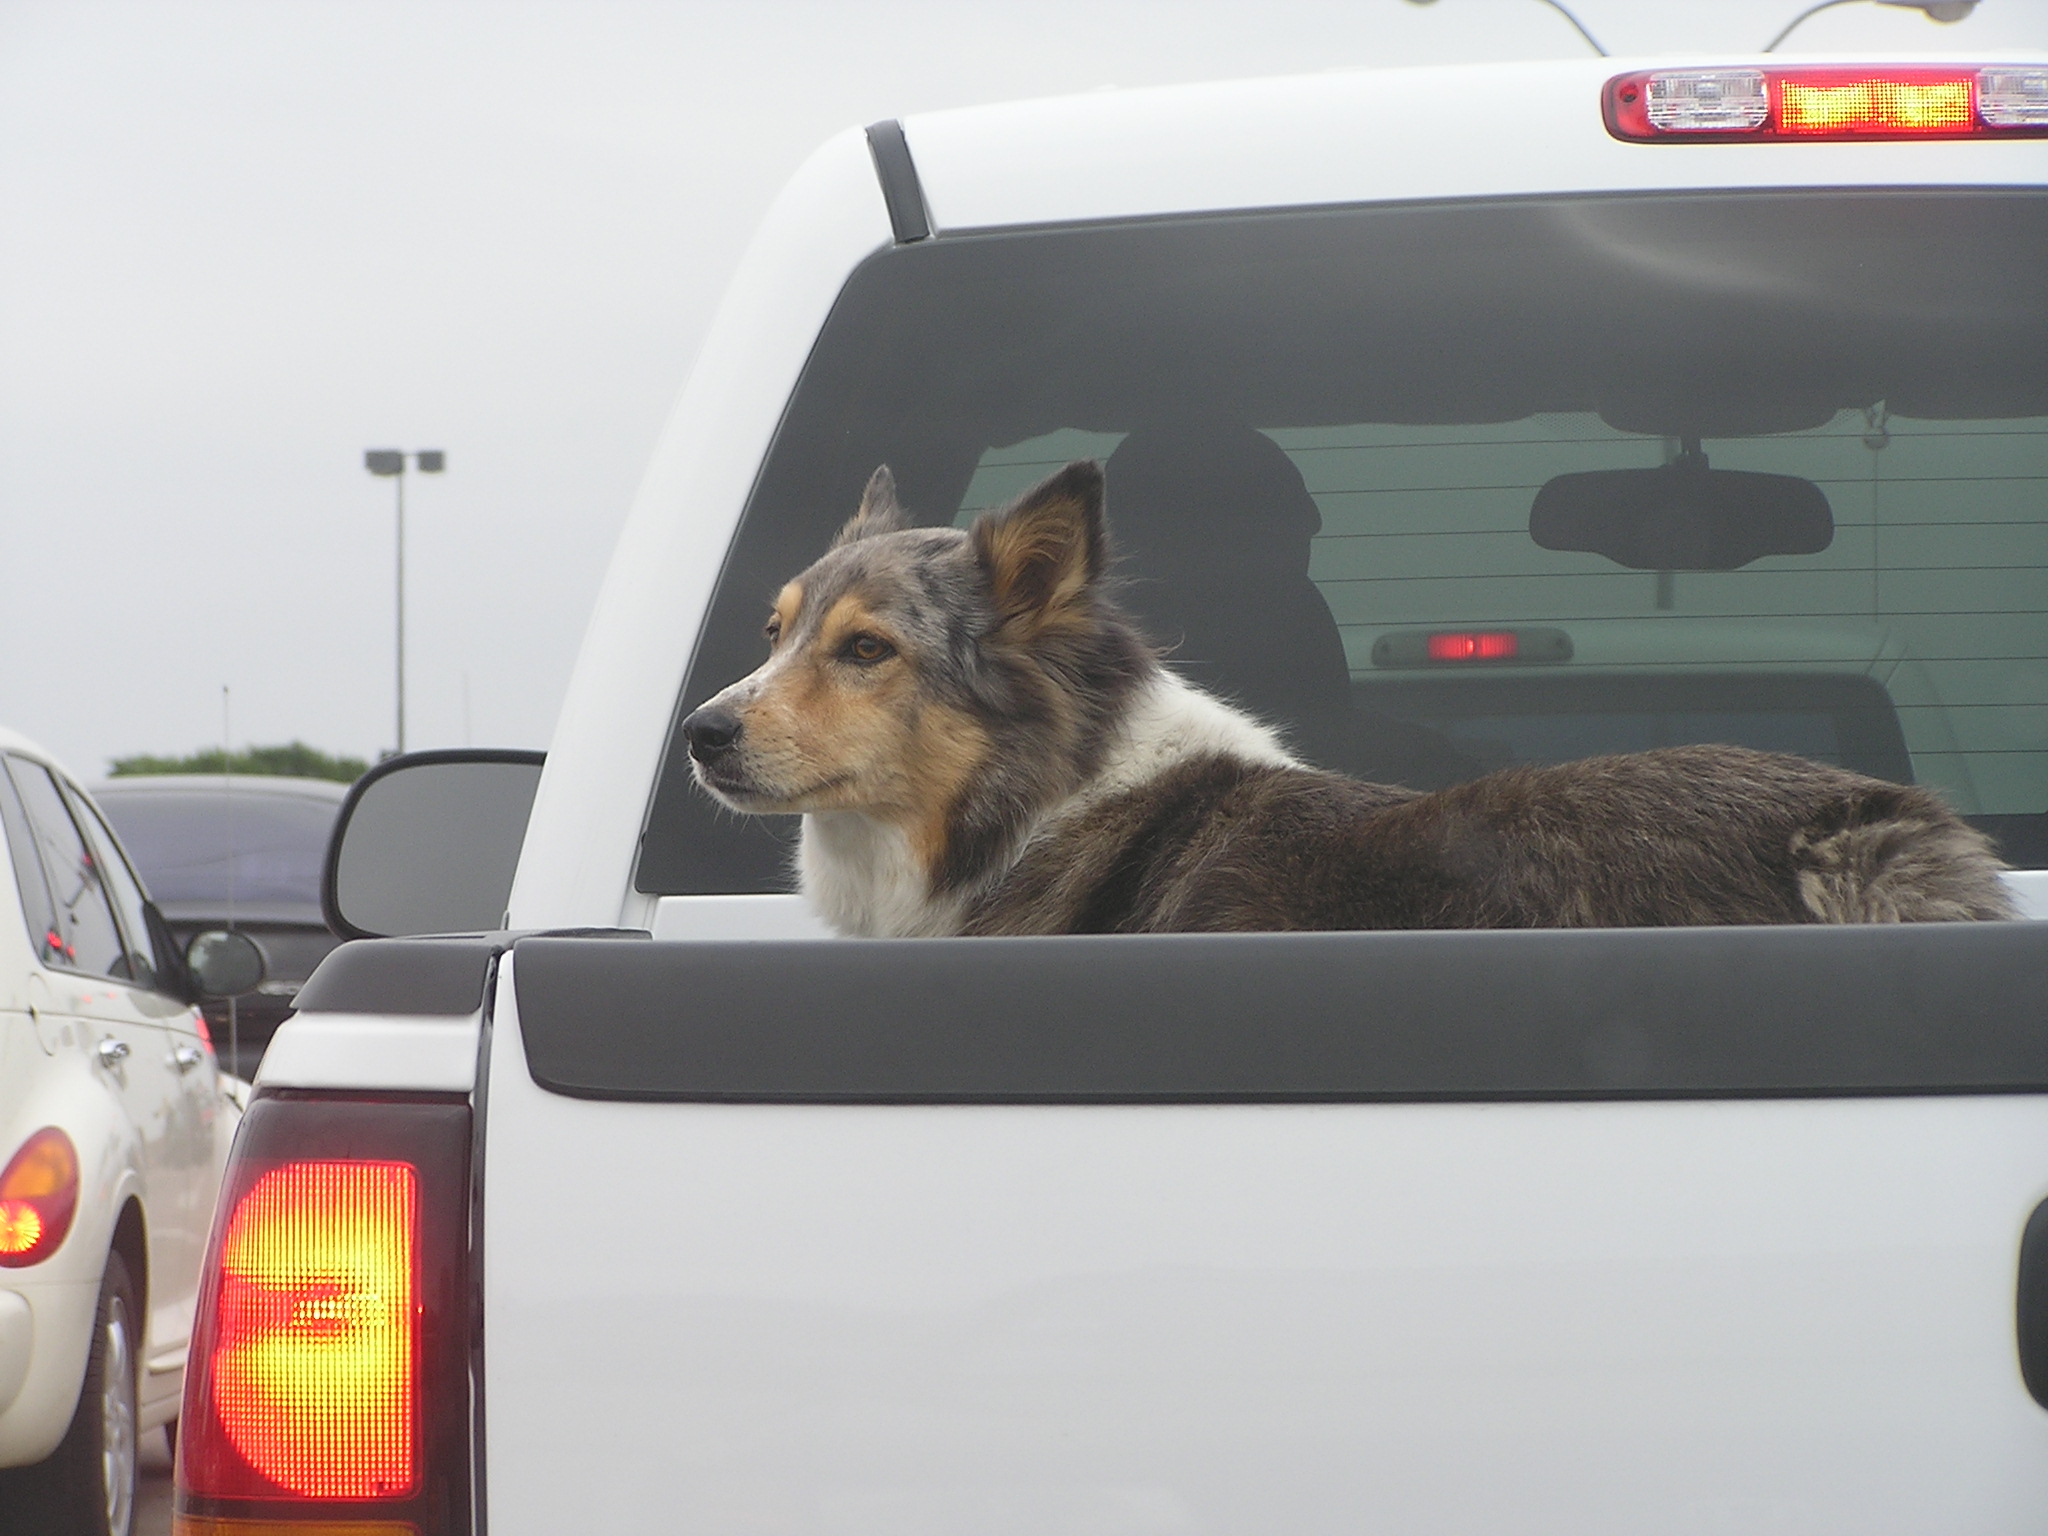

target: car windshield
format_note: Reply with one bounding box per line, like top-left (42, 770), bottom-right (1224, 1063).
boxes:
top-left (95, 787), bottom-right (339, 906)
top-left (639, 188), bottom-right (2048, 893)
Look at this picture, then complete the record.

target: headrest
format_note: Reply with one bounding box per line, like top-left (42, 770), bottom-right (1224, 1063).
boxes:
top-left (1106, 422), bottom-right (1321, 579)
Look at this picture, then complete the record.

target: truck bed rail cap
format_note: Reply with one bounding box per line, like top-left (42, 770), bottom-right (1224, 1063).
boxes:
top-left (512, 923), bottom-right (2048, 1104)
top-left (296, 930), bottom-right (644, 1017)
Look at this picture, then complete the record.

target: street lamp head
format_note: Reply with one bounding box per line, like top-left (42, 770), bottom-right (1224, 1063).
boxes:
top-left (415, 450), bottom-right (446, 473)
top-left (364, 449), bottom-right (405, 476)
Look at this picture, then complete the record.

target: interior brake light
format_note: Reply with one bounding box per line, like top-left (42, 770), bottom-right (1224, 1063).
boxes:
top-left (1372, 627), bottom-right (1573, 669)
top-left (1429, 631), bottom-right (1518, 662)
top-left (0, 1127), bottom-right (79, 1267)
top-left (1605, 65), bottom-right (2048, 142)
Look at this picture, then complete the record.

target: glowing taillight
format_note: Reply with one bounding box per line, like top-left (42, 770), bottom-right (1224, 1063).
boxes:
top-left (1371, 626), bottom-right (1573, 669)
top-left (1605, 65), bottom-right (2048, 142)
top-left (213, 1161), bottom-right (419, 1497)
top-left (0, 1127), bottom-right (79, 1267)
top-left (176, 1092), bottom-right (472, 1534)
top-left (1779, 72), bottom-right (1972, 134)
top-left (1427, 631), bottom-right (1519, 663)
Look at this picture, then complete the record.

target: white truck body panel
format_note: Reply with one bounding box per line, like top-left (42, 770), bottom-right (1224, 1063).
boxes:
top-left (481, 959), bottom-right (2048, 1534)
top-left (908, 56), bottom-right (2048, 233)
top-left (252, 1011), bottom-right (483, 1093)
top-left (507, 127), bottom-right (891, 935)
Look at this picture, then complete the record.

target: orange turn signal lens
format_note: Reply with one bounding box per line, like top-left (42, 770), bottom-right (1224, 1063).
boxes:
top-left (0, 1127), bottom-right (79, 1267)
top-left (210, 1162), bottom-right (419, 1499)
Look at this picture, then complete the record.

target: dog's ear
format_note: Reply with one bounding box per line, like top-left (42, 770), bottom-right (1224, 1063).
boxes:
top-left (832, 465), bottom-right (912, 548)
top-left (972, 460), bottom-right (1107, 637)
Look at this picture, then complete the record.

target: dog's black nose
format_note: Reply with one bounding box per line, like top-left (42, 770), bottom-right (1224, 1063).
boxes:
top-left (683, 706), bottom-right (743, 761)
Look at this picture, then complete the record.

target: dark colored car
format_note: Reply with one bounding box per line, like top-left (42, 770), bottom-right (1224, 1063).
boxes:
top-left (91, 774), bottom-right (347, 1077)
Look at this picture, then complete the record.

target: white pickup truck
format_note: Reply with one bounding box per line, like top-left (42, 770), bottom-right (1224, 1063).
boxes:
top-left (172, 55), bottom-right (2048, 1535)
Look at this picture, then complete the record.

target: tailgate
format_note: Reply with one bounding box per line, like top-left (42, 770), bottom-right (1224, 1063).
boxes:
top-left (482, 927), bottom-right (2048, 1534)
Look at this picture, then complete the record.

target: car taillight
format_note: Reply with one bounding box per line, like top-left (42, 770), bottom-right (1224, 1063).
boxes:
top-left (0, 1127), bottom-right (80, 1267)
top-left (174, 1091), bottom-right (473, 1536)
top-left (1605, 65), bottom-right (2048, 142)
top-left (214, 1161), bottom-right (419, 1497)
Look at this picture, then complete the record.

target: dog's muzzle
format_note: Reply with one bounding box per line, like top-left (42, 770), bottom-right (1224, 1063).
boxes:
top-left (682, 705), bottom-right (743, 765)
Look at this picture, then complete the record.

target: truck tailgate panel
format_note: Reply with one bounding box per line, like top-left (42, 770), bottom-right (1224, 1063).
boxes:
top-left (483, 940), bottom-right (2048, 1534)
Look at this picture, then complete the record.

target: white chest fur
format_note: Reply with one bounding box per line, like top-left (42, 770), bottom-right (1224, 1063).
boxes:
top-left (798, 811), bottom-right (966, 938)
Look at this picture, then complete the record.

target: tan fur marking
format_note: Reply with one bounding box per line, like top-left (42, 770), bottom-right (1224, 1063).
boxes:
top-left (814, 593), bottom-right (892, 657)
top-left (902, 704), bottom-right (994, 876)
top-left (771, 582), bottom-right (804, 640)
top-left (978, 494), bottom-right (1093, 635)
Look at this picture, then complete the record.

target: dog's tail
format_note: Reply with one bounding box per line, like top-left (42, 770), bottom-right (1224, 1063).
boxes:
top-left (1791, 785), bottom-right (2016, 922)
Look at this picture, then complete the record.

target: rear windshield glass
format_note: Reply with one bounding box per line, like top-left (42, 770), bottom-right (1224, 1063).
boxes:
top-left (96, 788), bottom-right (339, 906)
top-left (638, 189), bottom-right (2048, 893)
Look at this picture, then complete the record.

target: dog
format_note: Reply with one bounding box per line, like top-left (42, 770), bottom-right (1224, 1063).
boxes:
top-left (681, 460), bottom-right (2016, 936)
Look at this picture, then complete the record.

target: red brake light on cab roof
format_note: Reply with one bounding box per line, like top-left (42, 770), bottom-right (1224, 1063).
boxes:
top-left (175, 1092), bottom-right (472, 1536)
top-left (1605, 65), bottom-right (2048, 142)
top-left (0, 1127), bottom-right (79, 1267)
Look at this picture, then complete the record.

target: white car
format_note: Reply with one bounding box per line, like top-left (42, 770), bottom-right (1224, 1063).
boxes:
top-left (0, 728), bottom-right (258, 1536)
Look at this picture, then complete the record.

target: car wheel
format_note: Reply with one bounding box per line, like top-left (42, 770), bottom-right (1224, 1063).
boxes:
top-left (0, 1251), bottom-right (141, 1536)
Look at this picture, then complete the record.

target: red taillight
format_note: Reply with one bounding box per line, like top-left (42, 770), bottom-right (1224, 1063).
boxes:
top-left (1427, 631), bottom-right (1519, 663)
top-left (176, 1092), bottom-right (471, 1534)
top-left (0, 1127), bottom-right (79, 1267)
top-left (213, 1161), bottom-right (419, 1497)
top-left (1605, 65), bottom-right (2048, 142)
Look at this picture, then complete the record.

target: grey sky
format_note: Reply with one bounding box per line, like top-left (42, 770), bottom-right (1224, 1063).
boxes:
top-left (5, 0), bottom-right (2044, 779)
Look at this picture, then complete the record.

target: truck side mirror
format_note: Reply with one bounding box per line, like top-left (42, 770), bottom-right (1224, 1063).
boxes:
top-left (185, 929), bottom-right (267, 1000)
top-left (322, 749), bottom-right (545, 940)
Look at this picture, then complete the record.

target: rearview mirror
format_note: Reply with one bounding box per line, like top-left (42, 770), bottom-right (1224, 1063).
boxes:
top-left (1530, 445), bottom-right (1833, 571)
top-left (322, 749), bottom-right (544, 940)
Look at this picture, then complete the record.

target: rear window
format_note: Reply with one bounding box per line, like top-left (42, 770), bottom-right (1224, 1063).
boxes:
top-left (638, 189), bottom-right (2048, 894)
top-left (96, 788), bottom-right (339, 906)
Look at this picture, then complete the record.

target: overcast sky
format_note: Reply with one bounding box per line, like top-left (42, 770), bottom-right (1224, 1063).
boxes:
top-left (5, 0), bottom-right (2045, 779)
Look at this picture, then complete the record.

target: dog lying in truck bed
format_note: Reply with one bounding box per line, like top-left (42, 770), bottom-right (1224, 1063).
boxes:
top-left (682, 461), bottom-right (2015, 936)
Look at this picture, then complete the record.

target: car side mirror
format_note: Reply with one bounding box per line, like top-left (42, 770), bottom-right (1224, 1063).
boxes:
top-left (322, 749), bottom-right (545, 940)
top-left (185, 929), bottom-right (266, 1000)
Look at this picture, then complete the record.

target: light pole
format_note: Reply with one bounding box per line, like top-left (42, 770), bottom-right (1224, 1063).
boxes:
top-left (364, 448), bottom-right (446, 754)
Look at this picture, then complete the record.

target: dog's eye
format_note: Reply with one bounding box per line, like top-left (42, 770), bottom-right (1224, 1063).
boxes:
top-left (845, 634), bottom-right (894, 664)
top-left (764, 616), bottom-right (782, 645)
